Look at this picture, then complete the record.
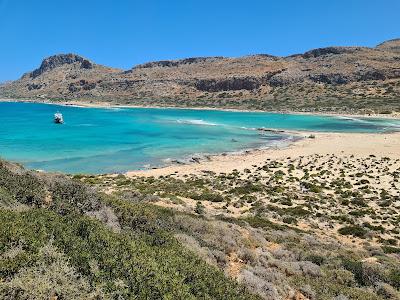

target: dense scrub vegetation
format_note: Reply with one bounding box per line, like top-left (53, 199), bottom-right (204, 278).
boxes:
top-left (0, 160), bottom-right (257, 299)
top-left (0, 210), bottom-right (255, 299)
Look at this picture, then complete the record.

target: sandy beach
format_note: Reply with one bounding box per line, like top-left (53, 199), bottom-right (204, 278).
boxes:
top-left (1, 98), bottom-right (400, 119)
top-left (126, 131), bottom-right (400, 177)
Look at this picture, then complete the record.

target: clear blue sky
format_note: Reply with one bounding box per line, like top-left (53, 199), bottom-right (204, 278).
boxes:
top-left (1, 0), bottom-right (399, 82)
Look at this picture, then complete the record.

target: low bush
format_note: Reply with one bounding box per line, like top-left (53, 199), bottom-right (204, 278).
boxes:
top-left (229, 183), bottom-right (263, 195)
top-left (192, 192), bottom-right (224, 202)
top-left (338, 225), bottom-right (367, 238)
top-left (382, 246), bottom-right (400, 254)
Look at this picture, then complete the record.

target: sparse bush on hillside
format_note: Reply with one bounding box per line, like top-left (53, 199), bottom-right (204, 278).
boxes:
top-left (0, 242), bottom-right (101, 300)
top-left (338, 225), bottom-right (367, 238)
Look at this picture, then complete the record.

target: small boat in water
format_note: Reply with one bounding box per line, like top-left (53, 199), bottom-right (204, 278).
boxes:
top-left (54, 112), bottom-right (64, 124)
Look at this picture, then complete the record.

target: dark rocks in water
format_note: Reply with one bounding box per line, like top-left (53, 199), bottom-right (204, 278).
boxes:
top-left (171, 160), bottom-right (185, 165)
top-left (257, 128), bottom-right (285, 133)
top-left (231, 139), bottom-right (238, 142)
top-left (191, 157), bottom-right (201, 164)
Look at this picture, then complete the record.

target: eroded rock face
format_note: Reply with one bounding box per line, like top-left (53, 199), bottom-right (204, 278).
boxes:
top-left (268, 69), bottom-right (305, 87)
top-left (302, 47), bottom-right (364, 59)
top-left (68, 80), bottom-right (97, 92)
top-left (30, 54), bottom-right (93, 78)
top-left (308, 73), bottom-right (350, 85)
top-left (27, 83), bottom-right (43, 90)
top-left (194, 77), bottom-right (262, 92)
top-left (134, 57), bottom-right (224, 69)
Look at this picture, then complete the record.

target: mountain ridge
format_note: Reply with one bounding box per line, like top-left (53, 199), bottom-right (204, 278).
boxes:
top-left (1, 39), bottom-right (400, 113)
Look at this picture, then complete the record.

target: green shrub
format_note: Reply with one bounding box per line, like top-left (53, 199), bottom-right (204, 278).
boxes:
top-left (0, 209), bottom-right (258, 300)
top-left (229, 183), bottom-right (263, 195)
top-left (0, 187), bottom-right (15, 208)
top-left (382, 246), bottom-right (400, 254)
top-left (195, 202), bottom-right (205, 215)
top-left (0, 162), bottom-right (45, 206)
top-left (338, 225), bottom-right (367, 238)
top-left (282, 216), bottom-right (297, 225)
top-left (305, 255), bottom-right (325, 266)
top-left (192, 192), bottom-right (224, 202)
top-left (389, 269), bottom-right (400, 288)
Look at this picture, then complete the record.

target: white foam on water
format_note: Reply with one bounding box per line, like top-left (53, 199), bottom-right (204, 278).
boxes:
top-left (336, 116), bottom-right (373, 124)
top-left (240, 126), bottom-right (257, 131)
top-left (75, 123), bottom-right (95, 127)
top-left (176, 119), bottom-right (219, 126)
top-left (336, 116), bottom-right (400, 130)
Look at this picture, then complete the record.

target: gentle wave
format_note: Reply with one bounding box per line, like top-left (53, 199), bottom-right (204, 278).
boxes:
top-left (72, 123), bottom-right (95, 127)
top-left (335, 116), bottom-right (373, 124)
top-left (174, 121), bottom-right (285, 133)
top-left (176, 119), bottom-right (219, 126)
top-left (336, 116), bottom-right (400, 129)
top-left (158, 134), bottom-right (298, 167)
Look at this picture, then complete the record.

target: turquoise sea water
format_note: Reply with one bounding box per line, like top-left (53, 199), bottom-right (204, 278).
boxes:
top-left (0, 102), bottom-right (399, 174)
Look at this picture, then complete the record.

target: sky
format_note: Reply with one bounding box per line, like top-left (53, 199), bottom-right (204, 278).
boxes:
top-left (0, 0), bottom-right (399, 82)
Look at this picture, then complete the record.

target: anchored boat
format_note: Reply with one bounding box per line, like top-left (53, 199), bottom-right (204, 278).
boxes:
top-left (54, 112), bottom-right (64, 124)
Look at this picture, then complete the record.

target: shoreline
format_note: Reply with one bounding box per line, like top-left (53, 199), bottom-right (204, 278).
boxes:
top-left (1, 97), bottom-right (400, 120)
top-left (126, 131), bottom-right (400, 177)
top-left (1, 98), bottom-right (400, 178)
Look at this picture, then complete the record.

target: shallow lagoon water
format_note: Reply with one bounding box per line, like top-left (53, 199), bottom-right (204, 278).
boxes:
top-left (0, 102), bottom-right (399, 174)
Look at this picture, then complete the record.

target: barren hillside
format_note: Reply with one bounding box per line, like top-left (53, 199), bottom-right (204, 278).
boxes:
top-left (1, 40), bottom-right (400, 112)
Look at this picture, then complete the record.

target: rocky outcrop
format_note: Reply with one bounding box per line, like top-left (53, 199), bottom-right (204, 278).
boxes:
top-left (308, 73), bottom-right (350, 85)
top-left (27, 83), bottom-right (43, 90)
top-left (356, 69), bottom-right (387, 81)
top-left (376, 39), bottom-right (400, 53)
top-left (268, 69), bottom-right (306, 87)
top-left (29, 54), bottom-right (93, 78)
top-left (194, 77), bottom-right (262, 92)
top-left (133, 57), bottom-right (224, 69)
top-left (302, 46), bottom-right (364, 59)
top-left (68, 80), bottom-right (97, 92)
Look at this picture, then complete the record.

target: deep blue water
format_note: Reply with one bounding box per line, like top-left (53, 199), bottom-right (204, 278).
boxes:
top-left (0, 102), bottom-right (399, 174)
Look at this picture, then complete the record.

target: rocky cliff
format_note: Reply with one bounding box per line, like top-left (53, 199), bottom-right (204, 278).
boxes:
top-left (1, 39), bottom-right (400, 113)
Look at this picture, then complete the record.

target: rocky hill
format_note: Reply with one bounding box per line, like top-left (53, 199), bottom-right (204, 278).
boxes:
top-left (1, 39), bottom-right (400, 113)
